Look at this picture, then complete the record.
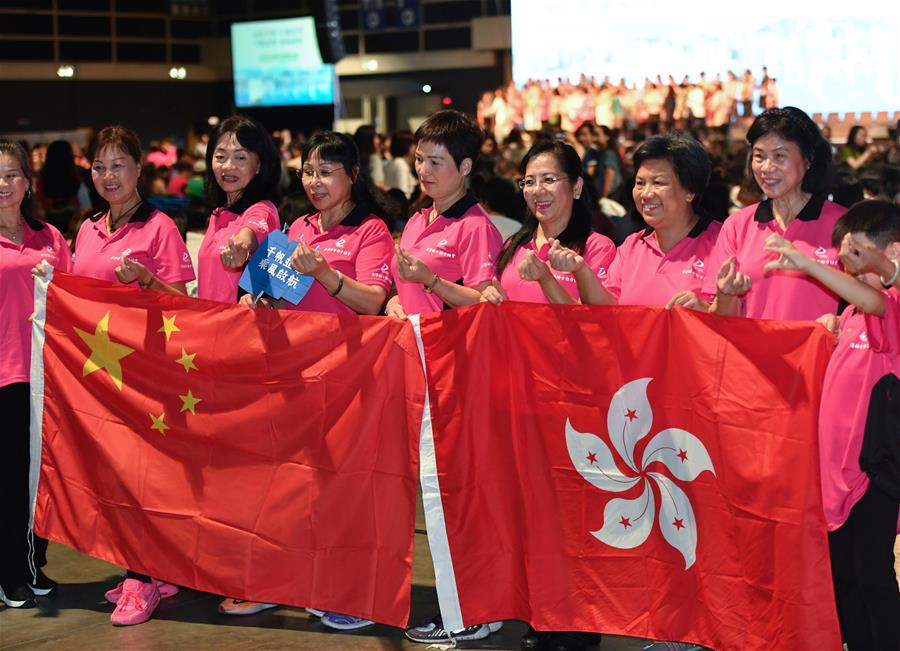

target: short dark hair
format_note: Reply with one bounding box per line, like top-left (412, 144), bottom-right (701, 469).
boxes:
top-left (832, 199), bottom-right (900, 249)
top-left (496, 140), bottom-right (592, 276)
top-left (301, 130), bottom-right (389, 224)
top-left (413, 109), bottom-right (483, 169)
top-left (632, 133), bottom-right (711, 207)
top-left (87, 125), bottom-right (142, 164)
top-left (206, 114), bottom-right (281, 214)
top-left (388, 130), bottom-right (414, 160)
top-left (745, 107), bottom-right (833, 195)
top-left (0, 140), bottom-right (35, 219)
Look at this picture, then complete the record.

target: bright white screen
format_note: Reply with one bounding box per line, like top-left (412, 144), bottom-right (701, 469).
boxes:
top-left (511, 0), bottom-right (900, 114)
top-left (231, 16), bottom-right (334, 108)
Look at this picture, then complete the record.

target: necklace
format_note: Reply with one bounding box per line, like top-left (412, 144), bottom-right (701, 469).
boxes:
top-left (107, 196), bottom-right (143, 233)
top-left (0, 219), bottom-right (23, 243)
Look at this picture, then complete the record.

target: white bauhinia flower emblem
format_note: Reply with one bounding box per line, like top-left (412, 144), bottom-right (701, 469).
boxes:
top-left (566, 378), bottom-right (715, 569)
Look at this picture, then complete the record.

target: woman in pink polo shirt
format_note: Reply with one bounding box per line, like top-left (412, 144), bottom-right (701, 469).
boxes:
top-left (0, 141), bottom-right (72, 609)
top-left (230, 130), bottom-right (394, 626)
top-left (706, 106), bottom-right (844, 320)
top-left (198, 115), bottom-right (281, 303)
top-left (73, 126), bottom-right (194, 626)
top-left (480, 139), bottom-right (615, 307)
top-left (386, 109), bottom-right (502, 319)
top-left (73, 126), bottom-right (195, 294)
top-left (549, 133), bottom-right (720, 315)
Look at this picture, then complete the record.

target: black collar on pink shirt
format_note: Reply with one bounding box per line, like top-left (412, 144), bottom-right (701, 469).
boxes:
top-left (640, 207), bottom-right (716, 240)
top-left (434, 192), bottom-right (479, 219)
top-left (753, 192), bottom-right (826, 223)
top-left (89, 200), bottom-right (154, 225)
top-left (302, 203), bottom-right (370, 229)
top-left (24, 215), bottom-right (45, 231)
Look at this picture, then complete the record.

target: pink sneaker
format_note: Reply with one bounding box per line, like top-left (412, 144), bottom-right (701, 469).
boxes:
top-left (110, 579), bottom-right (160, 626)
top-left (106, 578), bottom-right (178, 604)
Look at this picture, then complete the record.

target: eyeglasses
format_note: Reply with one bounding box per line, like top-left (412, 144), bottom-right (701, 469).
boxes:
top-left (517, 175), bottom-right (567, 191)
top-left (297, 166), bottom-right (346, 181)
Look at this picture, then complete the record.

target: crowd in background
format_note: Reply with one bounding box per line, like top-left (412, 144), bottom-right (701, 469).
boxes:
top-left (17, 82), bottom-right (900, 270)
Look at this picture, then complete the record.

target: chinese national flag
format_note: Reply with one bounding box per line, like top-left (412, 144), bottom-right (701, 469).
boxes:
top-left (411, 302), bottom-right (841, 651)
top-left (30, 272), bottom-right (422, 627)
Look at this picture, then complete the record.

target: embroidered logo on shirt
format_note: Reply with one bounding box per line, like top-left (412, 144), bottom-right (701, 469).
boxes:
top-left (436, 238), bottom-right (449, 249)
top-left (682, 258), bottom-right (706, 278)
top-left (335, 238), bottom-right (347, 248)
top-left (850, 330), bottom-right (870, 351)
top-left (815, 246), bottom-right (828, 258)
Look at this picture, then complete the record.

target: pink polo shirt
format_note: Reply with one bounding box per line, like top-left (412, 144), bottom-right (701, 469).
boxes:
top-left (393, 193), bottom-right (502, 315)
top-left (284, 206), bottom-right (393, 315)
top-left (703, 195), bottom-right (845, 320)
top-left (819, 290), bottom-right (900, 530)
top-left (73, 203), bottom-right (195, 285)
top-left (606, 217), bottom-right (722, 305)
top-left (198, 200), bottom-right (279, 303)
top-left (1, 217), bottom-right (72, 387)
top-left (499, 232), bottom-right (615, 303)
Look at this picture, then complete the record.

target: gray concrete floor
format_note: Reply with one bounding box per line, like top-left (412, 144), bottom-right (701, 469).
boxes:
top-left (0, 495), bottom-right (651, 651)
top-left (2, 500), bottom-right (898, 651)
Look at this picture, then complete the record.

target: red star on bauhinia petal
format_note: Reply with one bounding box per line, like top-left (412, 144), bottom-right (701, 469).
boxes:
top-left (586, 451), bottom-right (598, 464)
top-left (677, 449), bottom-right (689, 462)
top-left (619, 516), bottom-right (632, 529)
top-left (625, 409), bottom-right (638, 421)
top-left (672, 518), bottom-right (685, 530)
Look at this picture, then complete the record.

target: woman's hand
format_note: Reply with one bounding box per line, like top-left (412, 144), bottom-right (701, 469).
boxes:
top-left (395, 245), bottom-right (434, 284)
top-left (763, 233), bottom-right (810, 273)
top-left (518, 250), bottom-right (552, 282)
top-left (238, 292), bottom-right (282, 309)
top-left (385, 295), bottom-right (407, 320)
top-left (839, 232), bottom-right (891, 277)
top-left (480, 278), bottom-right (508, 305)
top-left (31, 260), bottom-right (51, 278)
top-left (547, 239), bottom-right (584, 273)
top-left (115, 255), bottom-right (152, 287)
top-left (716, 257), bottom-right (751, 296)
top-left (666, 290), bottom-right (707, 311)
top-left (816, 312), bottom-right (841, 345)
top-left (220, 236), bottom-right (251, 269)
top-left (290, 240), bottom-right (330, 279)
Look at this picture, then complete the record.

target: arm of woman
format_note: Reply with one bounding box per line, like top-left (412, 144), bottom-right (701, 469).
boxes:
top-left (765, 233), bottom-right (885, 316)
top-left (548, 240), bottom-right (617, 305)
top-left (395, 245), bottom-right (485, 308)
top-left (844, 146), bottom-right (874, 171)
top-left (116, 256), bottom-right (187, 294)
top-left (315, 268), bottom-right (388, 315)
top-left (708, 257), bottom-right (751, 316)
top-left (518, 251), bottom-right (576, 304)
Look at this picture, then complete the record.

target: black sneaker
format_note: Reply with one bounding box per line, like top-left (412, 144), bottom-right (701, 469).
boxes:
top-left (0, 584), bottom-right (36, 608)
top-left (404, 614), bottom-right (502, 643)
top-left (29, 568), bottom-right (58, 597)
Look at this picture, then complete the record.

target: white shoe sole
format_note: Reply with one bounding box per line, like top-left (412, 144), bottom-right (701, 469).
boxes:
top-left (321, 617), bottom-right (375, 631)
top-left (0, 585), bottom-right (35, 608)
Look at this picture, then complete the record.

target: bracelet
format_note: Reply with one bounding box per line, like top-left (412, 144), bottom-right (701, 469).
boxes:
top-left (328, 270), bottom-right (344, 296)
top-left (423, 273), bottom-right (440, 293)
top-left (881, 259), bottom-right (900, 289)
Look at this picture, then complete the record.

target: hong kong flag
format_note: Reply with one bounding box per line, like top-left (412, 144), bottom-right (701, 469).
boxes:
top-left (29, 272), bottom-right (423, 627)
top-left (410, 302), bottom-right (841, 651)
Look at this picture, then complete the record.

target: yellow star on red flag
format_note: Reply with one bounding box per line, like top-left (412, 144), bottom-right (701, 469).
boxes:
top-left (175, 348), bottom-right (198, 373)
top-left (73, 312), bottom-right (135, 391)
top-left (149, 412), bottom-right (170, 435)
top-left (179, 389), bottom-right (202, 414)
top-left (158, 314), bottom-right (180, 342)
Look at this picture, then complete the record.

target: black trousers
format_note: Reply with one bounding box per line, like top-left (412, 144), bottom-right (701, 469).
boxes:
top-left (828, 481), bottom-right (900, 651)
top-left (0, 382), bottom-right (48, 588)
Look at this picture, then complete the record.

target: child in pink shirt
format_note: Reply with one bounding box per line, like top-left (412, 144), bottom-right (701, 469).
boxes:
top-left (764, 199), bottom-right (900, 651)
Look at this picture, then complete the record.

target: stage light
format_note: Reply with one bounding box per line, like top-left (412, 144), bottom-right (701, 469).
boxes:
top-left (56, 65), bottom-right (75, 78)
top-left (442, 96), bottom-right (452, 106)
top-left (422, 84), bottom-right (432, 93)
top-left (364, 58), bottom-right (379, 72)
top-left (168, 66), bottom-right (187, 80)
top-left (207, 116), bottom-right (220, 127)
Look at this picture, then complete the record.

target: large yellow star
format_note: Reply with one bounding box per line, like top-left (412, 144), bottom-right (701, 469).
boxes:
top-left (175, 347), bottom-right (198, 373)
top-left (149, 412), bottom-right (170, 435)
top-left (73, 312), bottom-right (135, 391)
top-left (157, 314), bottom-right (180, 342)
top-left (179, 389), bottom-right (202, 414)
